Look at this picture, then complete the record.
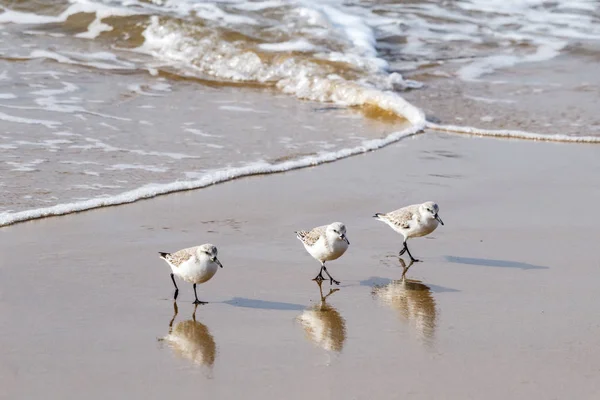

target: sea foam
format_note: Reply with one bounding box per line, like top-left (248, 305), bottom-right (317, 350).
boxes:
top-left (426, 123), bottom-right (600, 143)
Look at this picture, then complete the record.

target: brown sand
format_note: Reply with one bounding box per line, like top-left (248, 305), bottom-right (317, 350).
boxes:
top-left (1, 131), bottom-right (599, 399)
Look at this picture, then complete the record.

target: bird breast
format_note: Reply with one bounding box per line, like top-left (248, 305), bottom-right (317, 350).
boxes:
top-left (306, 236), bottom-right (348, 262)
top-left (411, 218), bottom-right (439, 237)
top-left (176, 257), bottom-right (219, 284)
top-left (327, 238), bottom-right (348, 261)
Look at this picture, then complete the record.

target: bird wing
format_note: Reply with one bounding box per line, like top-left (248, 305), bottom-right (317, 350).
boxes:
top-left (296, 225), bottom-right (327, 246)
top-left (164, 246), bottom-right (197, 267)
top-left (382, 207), bottom-right (416, 229)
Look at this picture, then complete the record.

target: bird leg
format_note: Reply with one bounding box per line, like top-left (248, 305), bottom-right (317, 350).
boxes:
top-left (170, 273), bottom-right (179, 300)
top-left (192, 283), bottom-right (208, 305)
top-left (400, 242), bottom-right (420, 263)
top-left (313, 265), bottom-right (325, 282)
top-left (167, 301), bottom-right (179, 333)
top-left (158, 302), bottom-right (178, 342)
top-left (315, 279), bottom-right (339, 301)
top-left (322, 266), bottom-right (340, 286)
top-left (401, 260), bottom-right (415, 278)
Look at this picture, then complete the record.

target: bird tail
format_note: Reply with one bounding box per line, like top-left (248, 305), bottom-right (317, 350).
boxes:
top-left (158, 252), bottom-right (170, 260)
top-left (295, 231), bottom-right (305, 241)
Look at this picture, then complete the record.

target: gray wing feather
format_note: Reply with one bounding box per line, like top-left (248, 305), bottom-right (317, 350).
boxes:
top-left (164, 247), bottom-right (197, 267)
top-left (296, 225), bottom-right (327, 246)
top-left (382, 207), bottom-right (417, 229)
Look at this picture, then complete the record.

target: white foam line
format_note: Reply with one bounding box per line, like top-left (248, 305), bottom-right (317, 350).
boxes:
top-left (0, 123), bottom-right (424, 228)
top-left (0, 111), bottom-right (59, 128)
top-left (426, 122), bottom-right (600, 143)
top-left (0, 101), bottom-right (130, 121)
top-left (258, 39), bottom-right (317, 52)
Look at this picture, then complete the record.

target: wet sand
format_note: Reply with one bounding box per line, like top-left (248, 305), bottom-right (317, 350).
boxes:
top-left (1, 131), bottom-right (600, 399)
top-left (403, 54), bottom-right (600, 138)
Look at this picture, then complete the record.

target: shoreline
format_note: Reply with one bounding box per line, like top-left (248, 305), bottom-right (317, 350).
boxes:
top-left (2, 48), bottom-right (600, 224)
top-left (3, 121), bottom-right (599, 228)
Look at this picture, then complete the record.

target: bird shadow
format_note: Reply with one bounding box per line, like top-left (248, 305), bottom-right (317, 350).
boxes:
top-left (222, 297), bottom-right (305, 311)
top-left (445, 256), bottom-right (548, 270)
top-left (359, 277), bottom-right (459, 293)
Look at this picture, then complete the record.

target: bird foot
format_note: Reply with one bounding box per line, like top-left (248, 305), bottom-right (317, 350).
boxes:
top-left (193, 300), bottom-right (208, 305)
top-left (330, 278), bottom-right (340, 285)
top-left (313, 275), bottom-right (325, 282)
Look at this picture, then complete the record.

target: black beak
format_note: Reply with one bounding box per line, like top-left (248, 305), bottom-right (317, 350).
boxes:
top-left (212, 257), bottom-right (223, 268)
top-left (341, 234), bottom-right (350, 245)
top-left (435, 214), bottom-right (444, 226)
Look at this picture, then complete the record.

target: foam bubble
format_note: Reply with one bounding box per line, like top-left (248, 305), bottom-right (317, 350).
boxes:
top-left (105, 164), bottom-right (169, 173)
top-left (60, 161), bottom-right (101, 165)
top-left (457, 40), bottom-right (565, 81)
top-left (0, 111), bottom-right (60, 128)
top-left (184, 128), bottom-right (221, 138)
top-left (219, 105), bottom-right (267, 113)
top-left (28, 50), bottom-right (136, 71)
top-left (258, 39), bottom-right (317, 52)
top-left (129, 149), bottom-right (198, 160)
top-left (231, 0), bottom-right (283, 11)
top-left (463, 95), bottom-right (516, 104)
top-left (0, 0), bottom-right (138, 40)
top-left (6, 159), bottom-right (46, 172)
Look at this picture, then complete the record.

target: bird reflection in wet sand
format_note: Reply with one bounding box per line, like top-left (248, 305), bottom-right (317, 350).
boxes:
top-left (372, 259), bottom-right (437, 345)
top-left (297, 280), bottom-right (346, 352)
top-left (160, 302), bottom-right (216, 367)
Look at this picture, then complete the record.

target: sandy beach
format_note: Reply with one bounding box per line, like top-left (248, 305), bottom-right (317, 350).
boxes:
top-left (1, 131), bottom-right (599, 399)
top-left (1, 1), bottom-right (600, 398)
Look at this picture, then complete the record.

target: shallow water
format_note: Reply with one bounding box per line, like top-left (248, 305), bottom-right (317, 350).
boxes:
top-left (0, 57), bottom-right (403, 215)
top-left (0, 0), bottom-right (599, 224)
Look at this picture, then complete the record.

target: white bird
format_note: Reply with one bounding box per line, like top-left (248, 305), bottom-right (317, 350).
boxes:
top-left (374, 201), bottom-right (444, 262)
top-left (159, 244), bottom-right (223, 304)
top-left (295, 222), bottom-right (349, 285)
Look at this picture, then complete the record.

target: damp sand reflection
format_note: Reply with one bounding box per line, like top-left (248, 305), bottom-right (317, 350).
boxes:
top-left (372, 260), bottom-right (437, 345)
top-left (160, 302), bottom-right (217, 368)
top-left (297, 281), bottom-right (346, 352)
